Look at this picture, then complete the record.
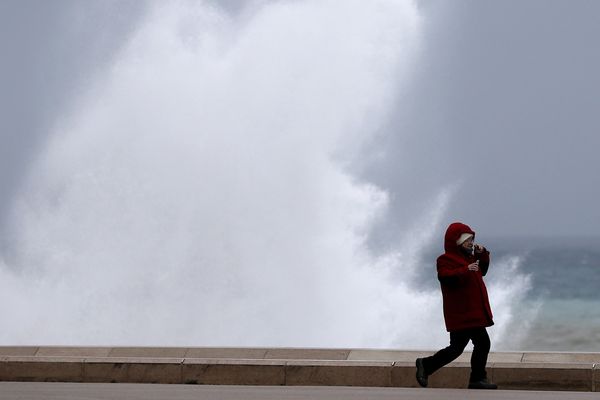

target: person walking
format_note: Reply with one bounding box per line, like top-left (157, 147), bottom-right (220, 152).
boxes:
top-left (416, 222), bottom-right (498, 389)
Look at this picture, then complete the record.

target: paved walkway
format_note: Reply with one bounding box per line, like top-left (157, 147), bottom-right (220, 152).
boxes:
top-left (1, 383), bottom-right (599, 400)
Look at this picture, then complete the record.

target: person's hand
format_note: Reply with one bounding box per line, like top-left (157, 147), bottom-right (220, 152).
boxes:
top-left (474, 244), bottom-right (484, 254)
top-left (468, 260), bottom-right (480, 271)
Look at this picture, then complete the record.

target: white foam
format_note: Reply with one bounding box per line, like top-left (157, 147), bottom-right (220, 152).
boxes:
top-left (0, 1), bottom-right (528, 349)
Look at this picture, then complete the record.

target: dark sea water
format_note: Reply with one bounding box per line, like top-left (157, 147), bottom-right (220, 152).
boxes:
top-left (419, 236), bottom-right (600, 352)
top-left (490, 236), bottom-right (600, 352)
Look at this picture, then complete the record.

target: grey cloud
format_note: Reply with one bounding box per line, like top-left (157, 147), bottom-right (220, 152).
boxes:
top-left (367, 0), bottom-right (600, 239)
top-left (1, 0), bottom-right (598, 241)
top-left (0, 0), bottom-right (146, 225)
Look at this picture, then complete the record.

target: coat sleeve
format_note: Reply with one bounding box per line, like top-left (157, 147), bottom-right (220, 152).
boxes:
top-left (476, 249), bottom-right (490, 276)
top-left (437, 256), bottom-right (468, 285)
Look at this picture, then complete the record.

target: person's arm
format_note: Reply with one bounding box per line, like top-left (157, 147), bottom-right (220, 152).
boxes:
top-left (475, 247), bottom-right (490, 276)
top-left (437, 256), bottom-right (468, 284)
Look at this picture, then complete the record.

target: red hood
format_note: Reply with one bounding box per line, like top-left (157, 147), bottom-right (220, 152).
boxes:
top-left (444, 222), bottom-right (475, 255)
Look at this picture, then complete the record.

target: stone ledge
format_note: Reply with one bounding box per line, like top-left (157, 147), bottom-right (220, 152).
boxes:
top-left (491, 362), bottom-right (594, 392)
top-left (0, 347), bottom-right (599, 391)
top-left (83, 357), bottom-right (184, 384)
top-left (0, 357), bottom-right (84, 383)
top-left (285, 360), bottom-right (392, 387)
top-left (183, 358), bottom-right (286, 386)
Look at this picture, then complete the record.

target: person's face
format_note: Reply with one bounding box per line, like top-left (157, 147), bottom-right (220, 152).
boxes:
top-left (460, 236), bottom-right (474, 252)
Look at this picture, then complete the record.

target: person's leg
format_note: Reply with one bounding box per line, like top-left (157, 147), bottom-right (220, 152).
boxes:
top-left (469, 327), bottom-right (491, 382)
top-left (422, 330), bottom-right (470, 376)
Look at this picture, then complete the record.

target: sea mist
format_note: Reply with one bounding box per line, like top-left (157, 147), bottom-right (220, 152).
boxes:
top-left (0, 1), bottom-right (529, 349)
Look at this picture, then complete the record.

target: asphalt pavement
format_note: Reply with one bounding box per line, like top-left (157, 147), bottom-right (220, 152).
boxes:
top-left (1, 383), bottom-right (599, 400)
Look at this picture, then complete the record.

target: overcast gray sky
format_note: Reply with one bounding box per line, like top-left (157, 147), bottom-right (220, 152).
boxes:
top-left (1, 0), bottom-right (599, 242)
top-left (0, 1), bottom-right (145, 223)
top-left (369, 0), bottom-right (600, 239)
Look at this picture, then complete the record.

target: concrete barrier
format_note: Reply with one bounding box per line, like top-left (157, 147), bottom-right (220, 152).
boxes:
top-left (0, 347), bottom-right (599, 391)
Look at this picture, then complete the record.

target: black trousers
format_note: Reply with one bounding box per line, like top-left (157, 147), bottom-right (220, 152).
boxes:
top-left (421, 327), bottom-right (490, 382)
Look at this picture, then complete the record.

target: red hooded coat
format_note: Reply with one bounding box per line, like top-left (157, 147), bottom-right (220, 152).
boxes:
top-left (437, 222), bottom-right (494, 332)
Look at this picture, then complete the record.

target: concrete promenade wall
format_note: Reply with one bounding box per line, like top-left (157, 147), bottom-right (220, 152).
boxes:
top-left (1, 347), bottom-right (599, 391)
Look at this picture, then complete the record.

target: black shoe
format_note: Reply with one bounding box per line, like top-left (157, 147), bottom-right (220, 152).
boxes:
top-left (468, 379), bottom-right (498, 389)
top-left (415, 358), bottom-right (428, 388)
